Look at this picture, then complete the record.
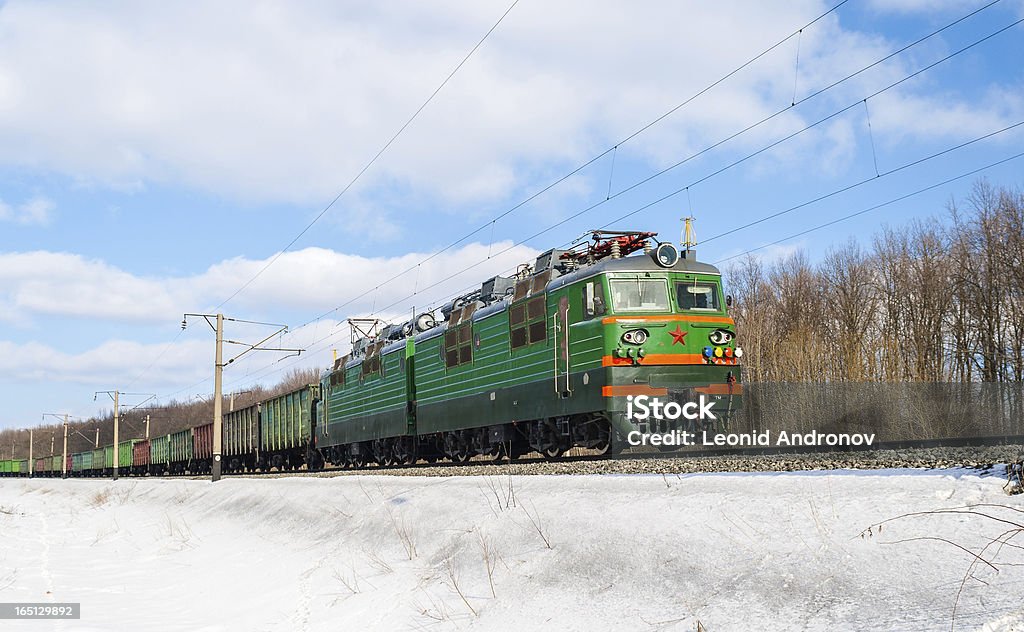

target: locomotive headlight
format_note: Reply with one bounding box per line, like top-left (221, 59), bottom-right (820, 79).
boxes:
top-left (734, 347), bottom-right (744, 358)
top-left (651, 242), bottom-right (679, 268)
top-left (713, 347), bottom-right (723, 358)
top-left (621, 329), bottom-right (649, 345)
top-left (709, 329), bottom-right (735, 345)
top-left (702, 346), bottom-right (713, 358)
top-left (725, 347), bottom-right (734, 358)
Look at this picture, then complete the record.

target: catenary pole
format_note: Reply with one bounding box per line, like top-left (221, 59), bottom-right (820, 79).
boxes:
top-left (113, 390), bottom-right (119, 481)
top-left (62, 415), bottom-right (68, 479)
top-left (212, 314), bottom-right (224, 482)
top-left (182, 312), bottom-right (300, 482)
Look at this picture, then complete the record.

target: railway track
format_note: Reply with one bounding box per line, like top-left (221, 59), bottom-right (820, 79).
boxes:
top-left (20, 435), bottom-right (1023, 481)
top-left (210, 435), bottom-right (1024, 479)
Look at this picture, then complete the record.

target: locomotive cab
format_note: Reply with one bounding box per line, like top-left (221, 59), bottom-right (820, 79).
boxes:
top-left (547, 233), bottom-right (743, 451)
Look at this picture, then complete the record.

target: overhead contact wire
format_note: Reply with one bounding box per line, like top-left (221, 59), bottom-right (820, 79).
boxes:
top-left (213, 0), bottom-right (522, 311)
top-left (284, 0), bottom-right (856, 332)
top-left (169, 2), bottom-right (1011, 395)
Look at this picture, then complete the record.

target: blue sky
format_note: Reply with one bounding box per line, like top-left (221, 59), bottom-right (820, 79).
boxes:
top-left (1, 0), bottom-right (1022, 430)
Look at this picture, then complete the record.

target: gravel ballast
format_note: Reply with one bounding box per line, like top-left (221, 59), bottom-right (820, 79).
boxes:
top-left (231, 444), bottom-right (1023, 479)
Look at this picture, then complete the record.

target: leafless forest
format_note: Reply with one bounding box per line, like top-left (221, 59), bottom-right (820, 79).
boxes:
top-left (4, 180), bottom-right (1023, 458)
top-left (729, 180), bottom-right (1024, 438)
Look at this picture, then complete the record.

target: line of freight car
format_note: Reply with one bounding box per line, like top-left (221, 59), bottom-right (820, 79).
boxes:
top-left (0, 459), bottom-right (29, 477)
top-left (58, 384), bottom-right (316, 477)
top-left (3, 384), bottom-right (320, 479)
top-left (24, 454), bottom-right (72, 478)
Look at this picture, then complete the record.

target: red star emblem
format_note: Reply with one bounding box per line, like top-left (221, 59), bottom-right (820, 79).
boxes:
top-left (669, 325), bottom-right (687, 345)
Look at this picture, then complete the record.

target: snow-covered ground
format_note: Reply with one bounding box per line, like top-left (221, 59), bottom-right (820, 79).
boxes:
top-left (1, 469), bottom-right (1023, 632)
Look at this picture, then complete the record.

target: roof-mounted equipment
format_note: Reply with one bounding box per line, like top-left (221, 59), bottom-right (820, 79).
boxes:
top-left (561, 230), bottom-right (658, 267)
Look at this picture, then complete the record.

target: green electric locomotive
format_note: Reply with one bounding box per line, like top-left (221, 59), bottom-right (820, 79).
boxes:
top-left (317, 229), bottom-right (743, 466)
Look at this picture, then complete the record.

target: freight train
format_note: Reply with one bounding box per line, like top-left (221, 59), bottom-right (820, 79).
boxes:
top-left (0, 230), bottom-right (743, 477)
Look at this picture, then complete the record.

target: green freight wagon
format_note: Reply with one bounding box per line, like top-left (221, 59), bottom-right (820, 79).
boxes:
top-left (0, 460), bottom-right (10, 476)
top-left (120, 440), bottom-right (136, 469)
top-left (259, 384), bottom-right (318, 471)
top-left (91, 448), bottom-right (105, 475)
top-left (168, 429), bottom-right (192, 474)
top-left (15, 460), bottom-right (28, 476)
top-left (320, 338), bottom-right (415, 466)
top-left (104, 440), bottom-right (137, 471)
top-left (150, 435), bottom-right (169, 474)
top-left (224, 403), bottom-right (259, 473)
top-left (72, 452), bottom-right (86, 474)
top-left (50, 455), bottom-right (62, 476)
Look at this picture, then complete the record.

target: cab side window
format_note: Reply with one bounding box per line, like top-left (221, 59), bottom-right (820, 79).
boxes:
top-left (582, 281), bottom-right (605, 318)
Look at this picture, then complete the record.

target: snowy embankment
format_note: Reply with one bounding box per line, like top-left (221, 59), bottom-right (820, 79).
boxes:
top-left (1, 470), bottom-right (1023, 632)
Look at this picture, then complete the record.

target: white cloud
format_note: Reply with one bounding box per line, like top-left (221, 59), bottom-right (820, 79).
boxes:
top-left (0, 241), bottom-right (540, 324)
top-left (0, 239), bottom-right (539, 406)
top-left (0, 251), bottom-right (180, 320)
top-left (869, 86), bottom-right (1024, 145)
top-left (0, 195), bottom-right (54, 225)
top-left (0, 0), bottom-right (1008, 210)
top-left (0, 317), bottom-right (362, 415)
top-left (0, 338), bottom-right (210, 386)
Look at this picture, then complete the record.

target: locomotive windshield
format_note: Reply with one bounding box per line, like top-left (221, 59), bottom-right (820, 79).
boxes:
top-left (609, 278), bottom-right (670, 312)
top-left (677, 281), bottom-right (720, 311)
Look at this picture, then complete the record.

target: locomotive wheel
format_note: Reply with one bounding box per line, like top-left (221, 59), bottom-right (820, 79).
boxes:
top-left (487, 443), bottom-right (507, 463)
top-left (592, 424), bottom-right (612, 456)
top-left (542, 443), bottom-right (565, 460)
top-left (393, 438), bottom-right (416, 465)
